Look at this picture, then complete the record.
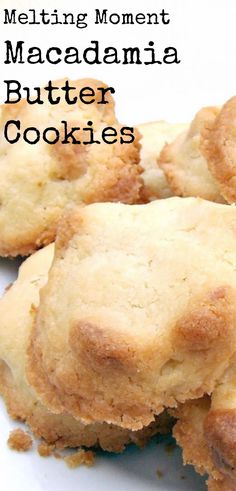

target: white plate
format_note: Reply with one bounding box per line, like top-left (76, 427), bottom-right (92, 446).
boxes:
top-left (0, 258), bottom-right (206, 491)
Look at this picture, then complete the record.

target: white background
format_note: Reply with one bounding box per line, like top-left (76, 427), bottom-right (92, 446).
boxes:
top-left (0, 0), bottom-right (236, 124)
top-left (0, 1), bottom-right (235, 490)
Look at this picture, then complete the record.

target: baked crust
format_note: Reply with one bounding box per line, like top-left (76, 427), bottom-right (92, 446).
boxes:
top-left (205, 409), bottom-right (236, 481)
top-left (201, 96), bottom-right (236, 203)
top-left (172, 398), bottom-right (236, 491)
top-left (0, 243), bottom-right (170, 453)
top-left (159, 107), bottom-right (224, 203)
top-left (172, 398), bottom-right (220, 479)
top-left (27, 197), bottom-right (236, 429)
top-left (173, 355), bottom-right (236, 489)
top-left (202, 354), bottom-right (236, 483)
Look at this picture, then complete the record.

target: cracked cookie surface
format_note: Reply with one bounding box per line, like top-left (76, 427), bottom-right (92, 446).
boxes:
top-left (27, 197), bottom-right (236, 430)
top-left (0, 243), bottom-right (170, 452)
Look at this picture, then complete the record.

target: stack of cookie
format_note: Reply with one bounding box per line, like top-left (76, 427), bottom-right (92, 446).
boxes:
top-left (1, 79), bottom-right (236, 491)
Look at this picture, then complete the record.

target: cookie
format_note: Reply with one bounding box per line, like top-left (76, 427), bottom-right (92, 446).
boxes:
top-left (201, 96), bottom-right (236, 204)
top-left (172, 398), bottom-right (236, 491)
top-left (0, 244), bottom-right (170, 452)
top-left (0, 78), bottom-right (143, 257)
top-left (203, 354), bottom-right (236, 485)
top-left (159, 108), bottom-right (224, 203)
top-left (173, 353), bottom-right (236, 489)
top-left (27, 197), bottom-right (236, 430)
top-left (137, 121), bottom-right (187, 200)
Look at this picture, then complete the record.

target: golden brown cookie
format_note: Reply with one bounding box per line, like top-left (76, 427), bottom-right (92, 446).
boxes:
top-left (27, 197), bottom-right (236, 430)
top-left (173, 354), bottom-right (236, 489)
top-left (137, 121), bottom-right (187, 200)
top-left (159, 108), bottom-right (224, 203)
top-left (201, 96), bottom-right (236, 204)
top-left (172, 398), bottom-right (234, 490)
top-left (0, 78), bottom-right (143, 258)
top-left (203, 354), bottom-right (236, 485)
top-left (172, 398), bottom-right (236, 491)
top-left (0, 243), bottom-right (170, 452)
